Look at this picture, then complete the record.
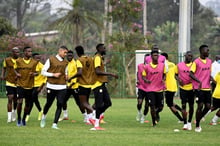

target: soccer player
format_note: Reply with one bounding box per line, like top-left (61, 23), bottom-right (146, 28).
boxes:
top-left (136, 54), bottom-right (149, 123)
top-left (142, 50), bottom-right (166, 127)
top-left (145, 45), bottom-right (166, 64)
top-left (211, 55), bottom-right (220, 92)
top-left (40, 46), bottom-right (68, 129)
top-left (26, 53), bottom-right (46, 122)
top-left (1, 47), bottom-right (20, 123)
top-left (68, 45), bottom-right (95, 125)
top-left (175, 51), bottom-right (194, 130)
top-left (209, 72), bottom-right (220, 125)
top-left (90, 44), bottom-right (118, 130)
top-left (190, 45), bottom-right (212, 132)
top-left (60, 50), bottom-right (86, 122)
top-left (14, 46), bottom-right (38, 126)
top-left (161, 53), bottom-right (183, 122)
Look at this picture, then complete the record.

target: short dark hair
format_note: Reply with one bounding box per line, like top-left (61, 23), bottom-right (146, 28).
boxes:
top-left (68, 50), bottom-right (73, 54)
top-left (161, 52), bottom-right (168, 59)
top-left (96, 43), bottom-right (104, 50)
top-left (75, 45), bottom-right (84, 55)
top-left (32, 53), bottom-right (39, 57)
top-left (199, 44), bottom-right (208, 52)
top-left (151, 50), bottom-right (159, 55)
top-left (60, 45), bottom-right (68, 50)
top-left (23, 46), bottom-right (31, 52)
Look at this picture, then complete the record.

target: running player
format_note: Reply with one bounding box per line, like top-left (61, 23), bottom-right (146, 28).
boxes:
top-left (1, 47), bottom-right (20, 123)
top-left (90, 44), bottom-right (118, 130)
top-left (68, 45), bottom-right (95, 125)
top-left (175, 51), bottom-right (194, 130)
top-left (26, 53), bottom-right (46, 122)
top-left (40, 46), bottom-right (68, 129)
top-left (136, 54), bottom-right (149, 123)
top-left (161, 53), bottom-right (183, 122)
top-left (190, 45), bottom-right (212, 132)
top-left (60, 50), bottom-right (86, 122)
top-left (142, 50), bottom-right (166, 127)
top-left (14, 46), bottom-right (38, 126)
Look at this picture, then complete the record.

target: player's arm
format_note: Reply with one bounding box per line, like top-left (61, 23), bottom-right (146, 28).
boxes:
top-left (142, 69), bottom-right (151, 83)
top-left (94, 56), bottom-right (118, 79)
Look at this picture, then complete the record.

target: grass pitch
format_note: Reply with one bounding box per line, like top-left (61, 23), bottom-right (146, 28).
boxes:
top-left (0, 97), bottom-right (219, 146)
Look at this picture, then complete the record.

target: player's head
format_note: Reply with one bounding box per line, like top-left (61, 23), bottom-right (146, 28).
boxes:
top-left (23, 46), bottom-right (32, 58)
top-left (184, 51), bottom-right (193, 63)
top-left (199, 44), bottom-right (209, 58)
top-left (11, 47), bottom-right (20, 58)
top-left (67, 50), bottom-right (74, 62)
top-left (75, 45), bottom-right (84, 57)
top-left (151, 50), bottom-right (159, 63)
top-left (58, 45), bottom-right (68, 59)
top-left (161, 52), bottom-right (168, 60)
top-left (32, 53), bottom-right (41, 61)
top-left (96, 43), bottom-right (106, 55)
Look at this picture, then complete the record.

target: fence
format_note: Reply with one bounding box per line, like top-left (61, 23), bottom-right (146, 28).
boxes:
top-left (0, 50), bottom-right (216, 98)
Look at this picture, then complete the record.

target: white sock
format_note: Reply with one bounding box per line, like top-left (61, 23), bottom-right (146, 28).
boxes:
top-left (63, 110), bottom-right (68, 118)
top-left (212, 115), bottom-right (219, 123)
top-left (92, 110), bottom-right (96, 119)
top-left (138, 110), bottom-right (141, 114)
top-left (94, 118), bottom-right (99, 127)
top-left (42, 114), bottom-right (46, 120)
top-left (8, 112), bottom-right (12, 120)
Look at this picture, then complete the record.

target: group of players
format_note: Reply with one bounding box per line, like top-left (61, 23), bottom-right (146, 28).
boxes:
top-left (1, 44), bottom-right (118, 130)
top-left (136, 44), bottom-right (220, 132)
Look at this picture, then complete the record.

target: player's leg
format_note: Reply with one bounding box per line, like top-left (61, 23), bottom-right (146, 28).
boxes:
top-left (136, 89), bottom-right (144, 121)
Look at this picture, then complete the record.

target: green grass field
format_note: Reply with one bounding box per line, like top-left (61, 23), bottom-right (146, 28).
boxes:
top-left (0, 97), bottom-right (219, 146)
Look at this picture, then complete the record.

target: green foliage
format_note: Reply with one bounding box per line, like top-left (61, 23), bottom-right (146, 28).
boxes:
top-left (0, 17), bottom-right (17, 37)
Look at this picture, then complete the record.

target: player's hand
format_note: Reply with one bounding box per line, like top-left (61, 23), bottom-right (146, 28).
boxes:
top-left (53, 73), bottom-right (61, 78)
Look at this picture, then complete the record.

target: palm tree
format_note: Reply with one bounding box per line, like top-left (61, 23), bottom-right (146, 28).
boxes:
top-left (52, 0), bottom-right (102, 46)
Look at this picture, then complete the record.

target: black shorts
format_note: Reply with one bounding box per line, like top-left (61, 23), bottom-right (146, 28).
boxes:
top-left (78, 86), bottom-right (91, 97)
top-left (147, 92), bottom-right (164, 107)
top-left (64, 88), bottom-right (79, 104)
top-left (137, 89), bottom-right (148, 100)
top-left (179, 88), bottom-right (195, 105)
top-left (212, 98), bottom-right (220, 109)
top-left (165, 91), bottom-right (175, 107)
top-left (194, 90), bottom-right (211, 104)
top-left (17, 86), bottom-right (33, 99)
top-left (5, 86), bottom-right (17, 96)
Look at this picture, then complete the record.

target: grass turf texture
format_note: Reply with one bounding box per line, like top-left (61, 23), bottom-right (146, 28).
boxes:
top-left (0, 97), bottom-right (219, 146)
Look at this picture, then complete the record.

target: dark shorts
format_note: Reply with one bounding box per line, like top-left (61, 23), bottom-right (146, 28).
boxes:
top-left (17, 86), bottom-right (33, 99)
top-left (78, 86), bottom-right (91, 97)
top-left (147, 92), bottom-right (164, 107)
top-left (165, 91), bottom-right (175, 107)
top-left (194, 90), bottom-right (211, 104)
top-left (137, 89), bottom-right (148, 100)
top-left (5, 86), bottom-right (17, 96)
top-left (179, 88), bottom-right (195, 105)
top-left (212, 98), bottom-right (220, 108)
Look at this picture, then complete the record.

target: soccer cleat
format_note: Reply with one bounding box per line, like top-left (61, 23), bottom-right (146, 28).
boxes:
top-left (140, 116), bottom-right (145, 124)
top-left (63, 117), bottom-right (69, 120)
top-left (22, 119), bottom-right (26, 126)
top-left (136, 112), bottom-right (142, 121)
top-left (89, 118), bottom-right (95, 126)
top-left (182, 124), bottom-right (188, 130)
top-left (12, 112), bottom-right (16, 122)
top-left (7, 118), bottom-right (12, 123)
top-left (187, 123), bottom-right (192, 130)
top-left (51, 124), bottom-right (60, 130)
top-left (17, 120), bottom-right (22, 127)
top-left (209, 122), bottom-right (217, 125)
top-left (100, 119), bottom-right (106, 124)
top-left (40, 119), bottom-right (46, 128)
top-left (38, 111), bottom-right (43, 121)
top-left (195, 127), bottom-right (202, 132)
top-left (144, 120), bottom-right (150, 123)
top-left (90, 126), bottom-right (105, 131)
top-left (25, 115), bottom-right (30, 122)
